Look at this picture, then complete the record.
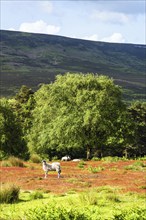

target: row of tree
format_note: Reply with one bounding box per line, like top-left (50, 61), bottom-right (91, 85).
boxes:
top-left (0, 73), bottom-right (146, 160)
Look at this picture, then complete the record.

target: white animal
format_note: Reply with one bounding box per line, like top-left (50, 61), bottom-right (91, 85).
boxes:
top-left (61, 155), bottom-right (71, 161)
top-left (42, 160), bottom-right (61, 178)
top-left (72, 159), bottom-right (81, 162)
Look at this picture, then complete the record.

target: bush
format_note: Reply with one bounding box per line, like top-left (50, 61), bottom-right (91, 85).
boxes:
top-left (88, 165), bottom-right (105, 173)
top-left (30, 154), bottom-right (42, 163)
top-left (1, 160), bottom-right (12, 167)
top-left (77, 161), bottom-right (86, 168)
top-left (25, 204), bottom-right (90, 220)
top-left (79, 190), bottom-right (98, 206)
top-left (137, 156), bottom-right (146, 161)
top-left (8, 156), bottom-right (24, 167)
top-left (113, 206), bottom-right (146, 220)
top-left (0, 150), bottom-right (8, 161)
top-left (29, 191), bottom-right (43, 200)
top-left (1, 156), bottom-right (24, 167)
top-left (101, 156), bottom-right (126, 162)
top-left (0, 184), bottom-right (20, 204)
top-left (91, 157), bottom-right (101, 161)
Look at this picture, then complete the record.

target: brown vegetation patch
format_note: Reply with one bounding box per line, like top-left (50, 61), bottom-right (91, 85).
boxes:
top-left (0, 160), bottom-right (145, 194)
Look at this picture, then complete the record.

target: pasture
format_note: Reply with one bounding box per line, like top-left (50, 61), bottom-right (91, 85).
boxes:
top-left (0, 158), bottom-right (146, 219)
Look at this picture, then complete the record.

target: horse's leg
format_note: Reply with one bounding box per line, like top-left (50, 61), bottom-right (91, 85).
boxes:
top-left (58, 170), bottom-right (61, 178)
top-left (45, 171), bottom-right (48, 178)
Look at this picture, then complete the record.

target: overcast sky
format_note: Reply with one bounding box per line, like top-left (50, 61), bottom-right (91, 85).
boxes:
top-left (1, 0), bottom-right (146, 44)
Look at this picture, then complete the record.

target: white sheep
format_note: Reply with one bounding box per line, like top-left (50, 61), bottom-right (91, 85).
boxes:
top-left (42, 160), bottom-right (61, 178)
top-left (61, 155), bottom-right (71, 161)
top-left (72, 159), bottom-right (81, 162)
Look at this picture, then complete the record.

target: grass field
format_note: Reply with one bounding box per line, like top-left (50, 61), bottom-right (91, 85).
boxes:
top-left (0, 159), bottom-right (146, 219)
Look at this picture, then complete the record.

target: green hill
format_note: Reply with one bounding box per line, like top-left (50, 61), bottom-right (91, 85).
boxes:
top-left (0, 30), bottom-right (146, 101)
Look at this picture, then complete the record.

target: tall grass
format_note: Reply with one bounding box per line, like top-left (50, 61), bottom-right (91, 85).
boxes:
top-left (29, 191), bottom-right (43, 200)
top-left (30, 154), bottom-right (42, 163)
top-left (0, 184), bottom-right (20, 204)
top-left (1, 156), bottom-right (24, 167)
top-left (0, 187), bottom-right (146, 219)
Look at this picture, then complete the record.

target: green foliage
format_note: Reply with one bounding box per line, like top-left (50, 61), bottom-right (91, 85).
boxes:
top-left (13, 85), bottom-right (35, 138)
top-left (79, 190), bottom-right (98, 205)
top-left (28, 73), bottom-right (129, 159)
top-left (0, 98), bottom-right (28, 159)
top-left (29, 191), bottom-right (43, 200)
top-left (1, 160), bottom-right (12, 167)
top-left (88, 165), bottom-right (105, 173)
top-left (25, 203), bottom-right (90, 220)
top-left (113, 206), bottom-right (146, 220)
top-left (101, 156), bottom-right (128, 162)
top-left (136, 156), bottom-right (146, 161)
top-left (1, 156), bottom-right (24, 167)
top-left (77, 161), bottom-right (86, 168)
top-left (30, 154), bottom-right (42, 163)
top-left (0, 184), bottom-right (20, 204)
top-left (124, 161), bottom-right (146, 171)
top-left (8, 156), bottom-right (24, 167)
top-left (128, 101), bottom-right (146, 156)
top-left (1, 187), bottom-right (146, 220)
top-left (91, 157), bottom-right (101, 161)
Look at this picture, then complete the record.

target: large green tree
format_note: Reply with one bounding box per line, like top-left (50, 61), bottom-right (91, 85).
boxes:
top-left (12, 85), bottom-right (35, 137)
top-left (128, 101), bottom-right (146, 156)
top-left (28, 73), bottom-right (131, 159)
top-left (0, 98), bottom-right (28, 159)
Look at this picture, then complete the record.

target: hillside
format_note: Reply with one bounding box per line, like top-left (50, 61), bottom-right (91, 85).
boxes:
top-left (0, 30), bottom-right (146, 101)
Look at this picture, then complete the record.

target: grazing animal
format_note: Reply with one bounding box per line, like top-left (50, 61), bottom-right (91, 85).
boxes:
top-left (61, 155), bottom-right (71, 161)
top-left (42, 160), bottom-right (61, 178)
top-left (72, 159), bottom-right (81, 162)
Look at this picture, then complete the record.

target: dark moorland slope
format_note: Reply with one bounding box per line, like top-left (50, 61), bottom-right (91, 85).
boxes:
top-left (0, 30), bottom-right (146, 101)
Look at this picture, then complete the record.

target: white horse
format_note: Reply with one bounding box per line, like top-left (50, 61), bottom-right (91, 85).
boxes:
top-left (42, 160), bottom-right (61, 178)
top-left (61, 155), bottom-right (71, 161)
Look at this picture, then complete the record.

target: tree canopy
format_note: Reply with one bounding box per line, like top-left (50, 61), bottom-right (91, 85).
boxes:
top-left (1, 73), bottom-right (145, 160)
top-left (0, 98), bottom-right (28, 159)
top-left (28, 73), bottom-right (132, 159)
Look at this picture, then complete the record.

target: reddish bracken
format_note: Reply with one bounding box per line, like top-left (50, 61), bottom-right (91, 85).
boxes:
top-left (0, 160), bottom-right (145, 194)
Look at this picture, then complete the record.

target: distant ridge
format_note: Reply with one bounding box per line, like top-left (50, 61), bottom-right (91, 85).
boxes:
top-left (0, 30), bottom-right (146, 101)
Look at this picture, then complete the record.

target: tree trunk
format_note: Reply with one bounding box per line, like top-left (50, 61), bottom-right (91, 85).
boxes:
top-left (87, 146), bottom-right (91, 160)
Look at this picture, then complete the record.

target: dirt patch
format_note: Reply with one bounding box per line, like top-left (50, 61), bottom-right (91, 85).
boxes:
top-left (0, 160), bottom-right (145, 194)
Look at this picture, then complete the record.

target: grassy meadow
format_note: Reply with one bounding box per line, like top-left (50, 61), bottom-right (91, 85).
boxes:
top-left (0, 157), bottom-right (146, 219)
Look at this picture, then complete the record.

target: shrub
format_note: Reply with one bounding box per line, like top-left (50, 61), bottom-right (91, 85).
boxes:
top-left (106, 193), bottom-right (121, 203)
top-left (113, 206), bottom-right (146, 220)
top-left (30, 154), bottom-right (42, 163)
top-left (25, 204), bottom-right (90, 220)
top-left (29, 191), bottom-right (43, 200)
top-left (133, 161), bottom-right (146, 167)
top-left (79, 190), bottom-right (98, 206)
top-left (0, 184), bottom-right (20, 204)
top-left (52, 156), bottom-right (58, 161)
top-left (91, 157), bottom-right (100, 161)
top-left (88, 166), bottom-right (105, 173)
top-left (101, 156), bottom-right (117, 162)
top-left (0, 150), bottom-right (8, 161)
top-left (1, 160), bottom-right (12, 167)
top-left (1, 156), bottom-right (24, 167)
top-left (77, 161), bottom-right (86, 168)
top-left (124, 161), bottom-right (146, 171)
top-left (8, 156), bottom-right (24, 167)
top-left (137, 156), bottom-right (146, 161)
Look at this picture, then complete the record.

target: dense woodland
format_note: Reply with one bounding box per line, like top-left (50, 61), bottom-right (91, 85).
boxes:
top-left (0, 73), bottom-right (146, 160)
